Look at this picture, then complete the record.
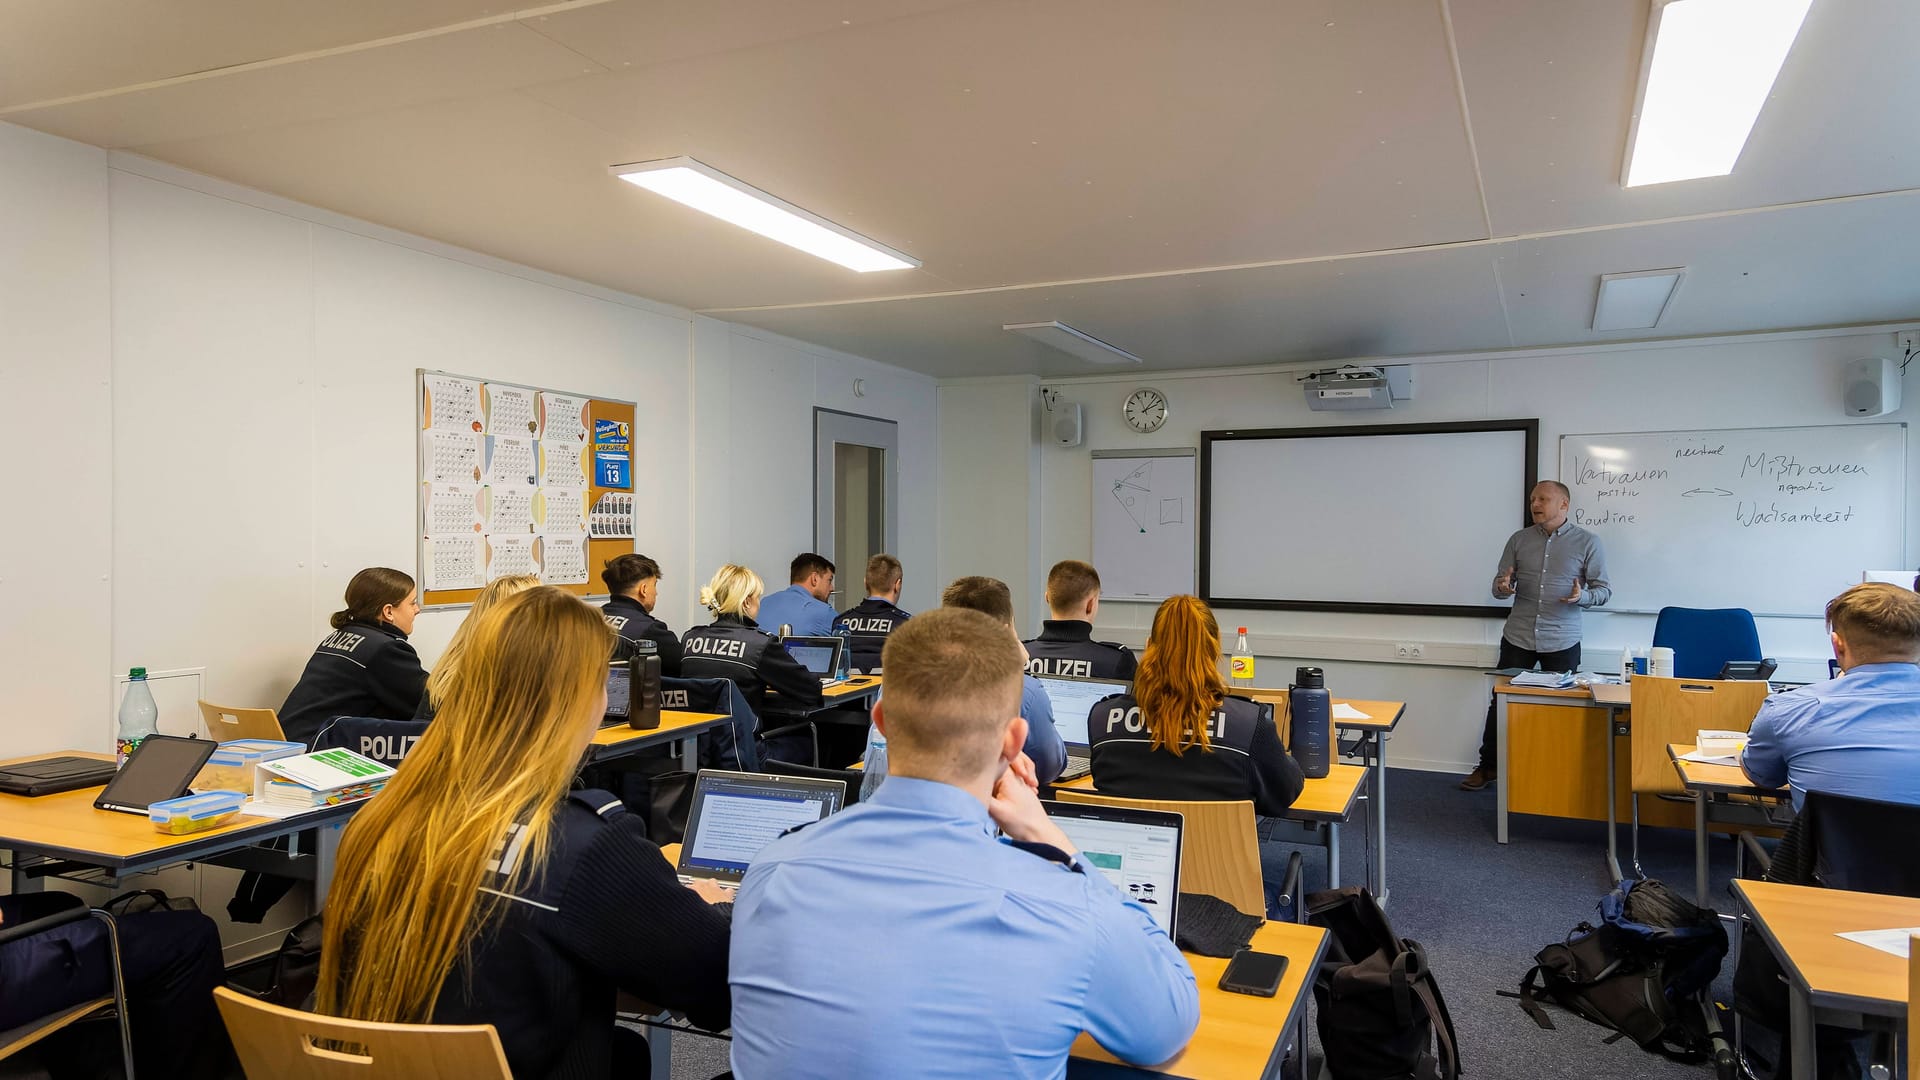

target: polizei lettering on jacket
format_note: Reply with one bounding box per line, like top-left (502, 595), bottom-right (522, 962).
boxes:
top-left (839, 617), bottom-right (899, 632)
top-left (684, 636), bottom-right (748, 659)
top-left (1027, 657), bottom-right (1093, 678)
top-left (1103, 704), bottom-right (1228, 741)
top-left (319, 630), bottom-right (369, 653)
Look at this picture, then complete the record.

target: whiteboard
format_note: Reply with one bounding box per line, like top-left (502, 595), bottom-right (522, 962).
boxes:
top-left (1091, 450), bottom-right (1197, 601)
top-left (1559, 424), bottom-right (1906, 616)
top-left (1203, 423), bottom-right (1534, 615)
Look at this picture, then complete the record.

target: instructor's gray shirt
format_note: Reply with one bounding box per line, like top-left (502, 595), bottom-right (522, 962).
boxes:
top-left (1492, 521), bottom-right (1610, 652)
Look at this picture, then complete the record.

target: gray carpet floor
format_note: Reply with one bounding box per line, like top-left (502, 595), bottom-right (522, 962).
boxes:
top-left (667, 767), bottom-right (1748, 1079)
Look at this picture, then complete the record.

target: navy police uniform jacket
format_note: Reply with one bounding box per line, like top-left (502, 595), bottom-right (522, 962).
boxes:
top-left (1086, 692), bottom-right (1304, 817)
top-left (278, 619), bottom-right (428, 745)
top-left (437, 789), bottom-right (731, 1080)
top-left (601, 594), bottom-right (684, 677)
top-left (1023, 619), bottom-right (1138, 681)
top-left (680, 613), bottom-right (824, 720)
top-left (831, 597), bottom-right (912, 674)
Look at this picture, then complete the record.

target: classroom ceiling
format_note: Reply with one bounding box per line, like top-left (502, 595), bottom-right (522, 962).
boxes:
top-left (7, 0), bottom-right (1919, 377)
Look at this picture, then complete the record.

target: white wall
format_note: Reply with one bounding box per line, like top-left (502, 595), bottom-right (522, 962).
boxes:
top-left (941, 333), bottom-right (1920, 773)
top-left (936, 378), bottom-right (1047, 627)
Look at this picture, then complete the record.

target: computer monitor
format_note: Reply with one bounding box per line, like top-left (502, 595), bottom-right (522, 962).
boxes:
top-left (1031, 674), bottom-right (1131, 748)
top-left (1862, 570), bottom-right (1918, 589)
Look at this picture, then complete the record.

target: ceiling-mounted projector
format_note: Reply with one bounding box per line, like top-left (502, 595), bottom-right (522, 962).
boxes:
top-left (1302, 365), bottom-right (1413, 411)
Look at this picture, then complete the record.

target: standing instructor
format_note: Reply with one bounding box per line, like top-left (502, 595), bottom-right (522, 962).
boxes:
top-left (1460, 480), bottom-right (1611, 792)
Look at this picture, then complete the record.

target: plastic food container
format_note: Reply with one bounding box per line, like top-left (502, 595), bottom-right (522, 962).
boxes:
top-left (149, 790), bottom-right (247, 835)
top-left (194, 739), bottom-right (303, 794)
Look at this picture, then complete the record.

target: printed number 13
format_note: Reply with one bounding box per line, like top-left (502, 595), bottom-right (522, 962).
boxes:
top-left (602, 463), bottom-right (618, 482)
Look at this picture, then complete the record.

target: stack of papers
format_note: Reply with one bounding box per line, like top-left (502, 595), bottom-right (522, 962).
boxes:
top-left (1510, 670), bottom-right (1576, 689)
top-left (1678, 748), bottom-right (1742, 767)
top-left (1835, 927), bottom-right (1920, 959)
top-left (255, 748), bottom-right (394, 808)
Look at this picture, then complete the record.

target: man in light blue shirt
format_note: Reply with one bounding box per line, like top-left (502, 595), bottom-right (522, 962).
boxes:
top-left (730, 608), bottom-right (1199, 1080)
top-left (941, 575), bottom-right (1067, 785)
top-left (755, 552), bottom-right (837, 637)
top-left (1742, 583), bottom-right (1920, 809)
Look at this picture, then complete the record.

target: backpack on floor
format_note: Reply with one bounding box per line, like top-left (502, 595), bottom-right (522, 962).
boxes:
top-left (1307, 885), bottom-right (1462, 1080)
top-left (1516, 877), bottom-right (1727, 1063)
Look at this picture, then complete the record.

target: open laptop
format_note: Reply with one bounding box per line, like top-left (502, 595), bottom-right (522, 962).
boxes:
top-left (1031, 674), bottom-right (1131, 782)
top-left (675, 769), bottom-right (847, 891)
top-left (781, 635), bottom-right (849, 688)
top-left (1044, 800), bottom-right (1183, 939)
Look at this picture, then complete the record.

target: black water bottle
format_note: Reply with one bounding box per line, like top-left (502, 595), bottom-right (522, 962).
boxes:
top-left (1288, 666), bottom-right (1331, 779)
top-left (629, 639), bottom-right (662, 730)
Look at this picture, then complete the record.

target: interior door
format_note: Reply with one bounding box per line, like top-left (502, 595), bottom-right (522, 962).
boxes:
top-left (815, 409), bottom-right (899, 611)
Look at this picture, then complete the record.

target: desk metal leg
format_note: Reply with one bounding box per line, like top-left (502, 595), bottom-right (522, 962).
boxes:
top-left (8, 850), bottom-right (45, 893)
top-left (1788, 977), bottom-right (1816, 1080)
top-left (314, 822), bottom-right (343, 908)
top-left (1327, 823), bottom-right (1340, 889)
top-left (1605, 710), bottom-right (1623, 884)
top-left (1367, 733), bottom-right (1389, 906)
top-left (649, 1022), bottom-right (674, 1080)
top-left (1496, 695), bottom-right (1510, 844)
top-left (677, 733), bottom-right (699, 765)
top-left (1694, 793), bottom-right (1709, 906)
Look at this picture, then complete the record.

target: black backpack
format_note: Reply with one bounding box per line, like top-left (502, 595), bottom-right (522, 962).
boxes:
top-left (1516, 878), bottom-right (1728, 1064)
top-left (1307, 886), bottom-right (1462, 1080)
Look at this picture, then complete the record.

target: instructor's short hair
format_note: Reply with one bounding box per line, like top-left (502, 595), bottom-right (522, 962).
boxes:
top-left (942, 576), bottom-right (1014, 626)
top-left (879, 608), bottom-right (1025, 777)
top-left (1826, 583), bottom-right (1920, 662)
top-left (1533, 480), bottom-right (1571, 501)
top-left (1045, 560), bottom-right (1102, 612)
top-left (864, 554), bottom-right (904, 596)
top-left (790, 553), bottom-right (836, 583)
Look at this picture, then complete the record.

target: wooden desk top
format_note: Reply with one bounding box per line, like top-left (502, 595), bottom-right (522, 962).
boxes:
top-left (1073, 919), bottom-right (1329, 1078)
top-left (1234, 688), bottom-right (1406, 733)
top-left (1492, 678), bottom-right (1595, 701)
top-left (589, 710), bottom-right (731, 749)
top-left (1735, 879), bottom-right (1920, 1014)
top-left (0, 751), bottom-right (354, 863)
top-left (823, 676), bottom-right (882, 700)
top-left (1590, 682), bottom-right (1633, 707)
top-left (1057, 763), bottom-right (1366, 824)
top-left (1667, 744), bottom-right (1785, 798)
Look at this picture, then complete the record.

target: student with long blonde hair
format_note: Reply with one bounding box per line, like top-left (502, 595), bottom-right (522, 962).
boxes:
top-left (680, 563), bottom-right (824, 761)
top-left (1086, 594), bottom-right (1302, 815)
top-left (412, 573), bottom-right (540, 721)
top-left (318, 587), bottom-right (731, 1079)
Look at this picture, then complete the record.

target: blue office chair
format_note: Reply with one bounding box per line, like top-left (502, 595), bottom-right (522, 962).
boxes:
top-left (1651, 607), bottom-right (1762, 680)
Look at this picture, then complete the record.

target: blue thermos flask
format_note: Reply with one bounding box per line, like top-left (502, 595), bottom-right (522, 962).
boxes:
top-left (1289, 666), bottom-right (1332, 779)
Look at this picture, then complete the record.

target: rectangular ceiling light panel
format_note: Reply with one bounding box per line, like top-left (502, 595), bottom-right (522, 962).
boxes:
top-left (610, 157), bottom-right (919, 272)
top-left (1592, 268), bottom-right (1685, 331)
top-left (1623, 0), bottom-right (1814, 187)
top-left (1003, 321), bottom-right (1145, 365)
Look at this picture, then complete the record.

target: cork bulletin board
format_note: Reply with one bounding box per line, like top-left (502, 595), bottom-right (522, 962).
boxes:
top-left (416, 369), bottom-right (636, 607)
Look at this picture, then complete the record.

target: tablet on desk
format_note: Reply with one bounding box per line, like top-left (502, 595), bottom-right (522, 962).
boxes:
top-left (94, 734), bottom-right (218, 815)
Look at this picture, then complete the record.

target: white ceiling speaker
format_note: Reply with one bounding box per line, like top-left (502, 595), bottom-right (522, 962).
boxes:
top-left (1051, 402), bottom-right (1085, 447)
top-left (1841, 357), bottom-right (1901, 418)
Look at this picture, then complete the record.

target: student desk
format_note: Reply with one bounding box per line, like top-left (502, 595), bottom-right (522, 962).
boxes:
top-left (1666, 744), bottom-right (1789, 905)
top-left (766, 675), bottom-right (883, 716)
top-left (0, 751), bottom-right (361, 901)
top-left (1733, 879), bottom-right (1918, 1080)
top-left (1059, 766), bottom-right (1371, 897)
top-left (1493, 678), bottom-right (1643, 881)
top-left (1072, 919), bottom-right (1330, 1080)
top-left (1239, 690), bottom-right (1406, 904)
top-left (589, 710), bottom-right (733, 764)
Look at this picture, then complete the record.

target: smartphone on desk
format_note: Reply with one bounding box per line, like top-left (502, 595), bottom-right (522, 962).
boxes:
top-left (1218, 949), bottom-right (1289, 997)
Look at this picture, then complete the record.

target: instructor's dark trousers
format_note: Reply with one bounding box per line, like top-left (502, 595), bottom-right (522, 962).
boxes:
top-left (1476, 638), bottom-right (1581, 774)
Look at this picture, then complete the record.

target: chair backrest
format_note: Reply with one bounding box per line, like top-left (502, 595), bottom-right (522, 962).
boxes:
top-left (1801, 789), bottom-right (1920, 898)
top-left (198, 701), bottom-right (287, 742)
top-left (310, 716), bottom-right (431, 770)
top-left (213, 987), bottom-right (511, 1080)
top-left (759, 758), bottom-right (864, 805)
top-left (660, 677), bottom-right (758, 771)
top-left (658, 677), bottom-right (731, 716)
top-left (1052, 788), bottom-right (1264, 918)
top-left (1628, 676), bottom-right (1769, 795)
top-left (1650, 607), bottom-right (1762, 680)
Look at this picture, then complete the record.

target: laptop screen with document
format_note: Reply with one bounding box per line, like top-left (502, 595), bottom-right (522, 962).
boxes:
top-left (1044, 800), bottom-right (1183, 938)
top-left (1031, 674), bottom-right (1131, 747)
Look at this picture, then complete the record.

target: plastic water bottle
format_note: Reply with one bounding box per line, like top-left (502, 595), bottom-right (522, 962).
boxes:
top-left (1230, 628), bottom-right (1256, 687)
top-left (1621, 647), bottom-right (1637, 682)
top-left (860, 723), bottom-right (888, 800)
top-left (116, 667), bottom-right (159, 767)
top-left (835, 626), bottom-right (853, 680)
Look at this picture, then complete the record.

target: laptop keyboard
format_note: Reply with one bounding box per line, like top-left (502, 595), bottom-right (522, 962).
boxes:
top-left (1055, 757), bottom-right (1091, 782)
top-left (677, 876), bottom-right (739, 892)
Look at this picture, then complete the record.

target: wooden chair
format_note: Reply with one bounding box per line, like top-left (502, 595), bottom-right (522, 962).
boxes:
top-left (1052, 789), bottom-right (1267, 918)
top-left (198, 701), bottom-right (288, 742)
top-left (212, 987), bottom-right (511, 1079)
top-left (1626, 675), bottom-right (1769, 875)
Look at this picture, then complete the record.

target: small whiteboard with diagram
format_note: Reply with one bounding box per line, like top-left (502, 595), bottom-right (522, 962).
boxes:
top-left (1091, 449), bottom-right (1198, 601)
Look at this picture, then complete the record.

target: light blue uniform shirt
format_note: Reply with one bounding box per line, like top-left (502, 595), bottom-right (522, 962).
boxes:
top-left (729, 777), bottom-right (1199, 1080)
top-left (756, 584), bottom-right (835, 637)
top-left (1741, 662), bottom-right (1920, 809)
top-left (1021, 674), bottom-right (1066, 784)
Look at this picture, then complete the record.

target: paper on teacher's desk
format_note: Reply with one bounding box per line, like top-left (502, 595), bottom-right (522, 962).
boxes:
top-left (1678, 749), bottom-right (1742, 766)
top-left (238, 799), bottom-right (337, 820)
top-left (1835, 928), bottom-right (1920, 959)
top-left (1331, 704), bottom-right (1369, 720)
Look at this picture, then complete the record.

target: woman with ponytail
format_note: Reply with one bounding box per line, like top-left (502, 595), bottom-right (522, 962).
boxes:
top-left (279, 567), bottom-right (428, 744)
top-left (319, 586), bottom-right (731, 1079)
top-left (680, 563), bottom-right (824, 761)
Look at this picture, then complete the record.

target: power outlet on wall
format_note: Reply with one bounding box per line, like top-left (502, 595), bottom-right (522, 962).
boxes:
top-left (1394, 643), bottom-right (1425, 659)
top-left (1897, 329), bottom-right (1920, 356)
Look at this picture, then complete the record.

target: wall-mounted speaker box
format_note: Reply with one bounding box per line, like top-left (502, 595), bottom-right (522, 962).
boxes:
top-left (1842, 357), bottom-right (1900, 417)
top-left (1052, 402), bottom-right (1084, 447)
